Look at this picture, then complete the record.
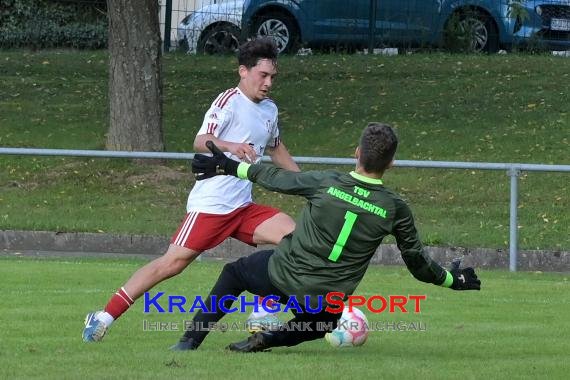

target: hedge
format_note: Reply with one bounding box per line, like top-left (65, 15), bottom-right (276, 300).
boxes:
top-left (0, 0), bottom-right (108, 49)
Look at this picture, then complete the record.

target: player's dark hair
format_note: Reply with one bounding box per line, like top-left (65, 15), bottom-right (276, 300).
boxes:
top-left (238, 37), bottom-right (278, 69)
top-left (359, 122), bottom-right (398, 174)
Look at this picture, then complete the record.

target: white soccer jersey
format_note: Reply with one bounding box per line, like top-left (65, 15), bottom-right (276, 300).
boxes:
top-left (186, 87), bottom-right (281, 214)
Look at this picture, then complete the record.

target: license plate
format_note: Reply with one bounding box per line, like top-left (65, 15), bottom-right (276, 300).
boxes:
top-left (551, 18), bottom-right (570, 31)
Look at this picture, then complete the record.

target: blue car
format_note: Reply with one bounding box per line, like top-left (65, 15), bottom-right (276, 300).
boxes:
top-left (242, 0), bottom-right (570, 53)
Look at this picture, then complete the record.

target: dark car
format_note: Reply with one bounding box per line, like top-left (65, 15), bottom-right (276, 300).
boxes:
top-left (242, 0), bottom-right (570, 53)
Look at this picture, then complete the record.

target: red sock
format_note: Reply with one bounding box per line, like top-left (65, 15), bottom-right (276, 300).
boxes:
top-left (104, 287), bottom-right (134, 319)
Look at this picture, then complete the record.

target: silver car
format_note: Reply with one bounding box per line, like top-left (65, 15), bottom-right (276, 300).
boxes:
top-left (177, 0), bottom-right (244, 54)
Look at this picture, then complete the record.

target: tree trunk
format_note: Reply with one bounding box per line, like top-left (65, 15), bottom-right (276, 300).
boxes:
top-left (106, 0), bottom-right (164, 152)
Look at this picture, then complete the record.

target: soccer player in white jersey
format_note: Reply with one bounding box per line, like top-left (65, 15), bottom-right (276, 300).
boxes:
top-left (83, 38), bottom-right (300, 344)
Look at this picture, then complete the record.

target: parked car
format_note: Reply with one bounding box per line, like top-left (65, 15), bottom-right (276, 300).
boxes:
top-left (242, 0), bottom-right (570, 53)
top-left (177, 0), bottom-right (244, 54)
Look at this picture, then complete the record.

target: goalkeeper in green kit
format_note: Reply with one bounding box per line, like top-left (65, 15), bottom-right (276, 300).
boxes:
top-left (171, 122), bottom-right (481, 352)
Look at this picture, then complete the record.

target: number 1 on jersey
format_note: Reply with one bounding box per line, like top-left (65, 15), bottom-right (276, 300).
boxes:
top-left (328, 211), bottom-right (358, 262)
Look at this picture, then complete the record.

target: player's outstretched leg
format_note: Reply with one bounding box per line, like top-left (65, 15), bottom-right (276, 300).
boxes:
top-left (82, 244), bottom-right (200, 343)
top-left (169, 260), bottom-right (249, 351)
top-left (82, 286), bottom-right (134, 343)
top-left (229, 309), bottom-right (340, 352)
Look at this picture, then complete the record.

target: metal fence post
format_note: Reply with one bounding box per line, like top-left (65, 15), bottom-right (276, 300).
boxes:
top-left (368, 0), bottom-right (377, 54)
top-left (163, 0), bottom-right (173, 52)
top-left (508, 167), bottom-right (521, 272)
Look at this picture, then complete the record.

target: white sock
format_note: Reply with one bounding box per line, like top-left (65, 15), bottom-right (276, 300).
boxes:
top-left (250, 310), bottom-right (270, 319)
top-left (97, 311), bottom-right (115, 327)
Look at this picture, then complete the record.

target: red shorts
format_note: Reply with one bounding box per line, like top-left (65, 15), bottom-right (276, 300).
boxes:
top-left (170, 203), bottom-right (281, 252)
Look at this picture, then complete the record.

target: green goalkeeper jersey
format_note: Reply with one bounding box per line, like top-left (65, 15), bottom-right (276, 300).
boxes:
top-left (242, 164), bottom-right (448, 309)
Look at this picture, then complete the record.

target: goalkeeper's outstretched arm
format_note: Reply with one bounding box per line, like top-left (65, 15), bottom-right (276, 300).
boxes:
top-left (393, 198), bottom-right (481, 291)
top-left (193, 140), bottom-right (322, 197)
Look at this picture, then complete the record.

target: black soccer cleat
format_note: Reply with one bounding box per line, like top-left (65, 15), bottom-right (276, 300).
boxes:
top-left (169, 336), bottom-right (200, 351)
top-left (226, 332), bottom-right (272, 353)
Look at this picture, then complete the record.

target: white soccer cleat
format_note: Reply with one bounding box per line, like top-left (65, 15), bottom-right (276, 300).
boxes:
top-left (82, 311), bottom-right (108, 342)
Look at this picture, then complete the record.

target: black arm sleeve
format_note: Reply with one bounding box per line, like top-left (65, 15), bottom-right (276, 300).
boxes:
top-left (246, 165), bottom-right (327, 198)
top-left (392, 198), bottom-right (447, 285)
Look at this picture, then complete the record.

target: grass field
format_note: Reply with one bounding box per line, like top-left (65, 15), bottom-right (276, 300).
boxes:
top-left (0, 255), bottom-right (569, 379)
top-left (0, 50), bottom-right (569, 250)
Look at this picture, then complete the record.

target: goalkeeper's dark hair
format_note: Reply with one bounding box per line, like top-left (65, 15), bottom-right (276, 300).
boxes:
top-left (359, 122), bottom-right (398, 174)
top-left (238, 37), bottom-right (278, 69)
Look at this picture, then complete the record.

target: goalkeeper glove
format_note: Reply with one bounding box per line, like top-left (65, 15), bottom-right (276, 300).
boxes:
top-left (191, 141), bottom-right (240, 181)
top-left (448, 258), bottom-right (481, 291)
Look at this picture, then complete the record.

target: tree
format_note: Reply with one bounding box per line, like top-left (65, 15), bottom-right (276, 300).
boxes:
top-left (106, 0), bottom-right (164, 152)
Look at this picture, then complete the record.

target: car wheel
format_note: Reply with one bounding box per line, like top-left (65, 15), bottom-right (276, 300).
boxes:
top-left (254, 12), bottom-right (299, 53)
top-left (178, 37), bottom-right (189, 53)
top-left (197, 24), bottom-right (241, 55)
top-left (446, 11), bottom-right (498, 53)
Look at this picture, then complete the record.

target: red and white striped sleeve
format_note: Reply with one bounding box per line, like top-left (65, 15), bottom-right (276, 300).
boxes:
top-left (196, 88), bottom-right (237, 137)
top-left (268, 114), bottom-right (280, 148)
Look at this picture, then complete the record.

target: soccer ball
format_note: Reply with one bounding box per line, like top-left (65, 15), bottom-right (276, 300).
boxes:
top-left (325, 306), bottom-right (369, 348)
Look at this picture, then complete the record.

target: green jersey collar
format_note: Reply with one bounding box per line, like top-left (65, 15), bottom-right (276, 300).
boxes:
top-left (350, 171), bottom-right (383, 185)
